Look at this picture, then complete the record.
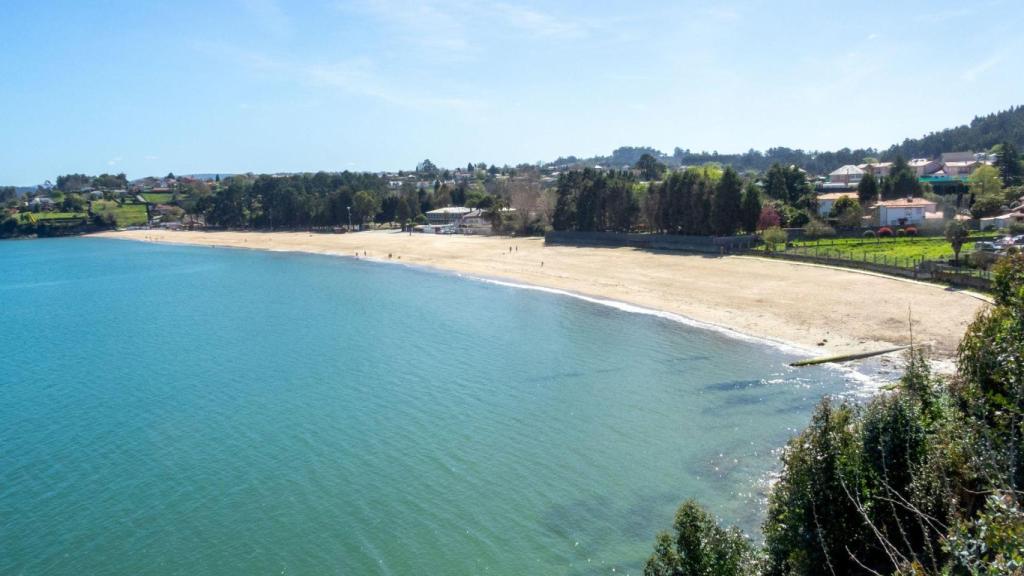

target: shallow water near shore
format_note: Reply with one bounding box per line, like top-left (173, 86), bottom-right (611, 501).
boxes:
top-left (2, 237), bottom-right (863, 575)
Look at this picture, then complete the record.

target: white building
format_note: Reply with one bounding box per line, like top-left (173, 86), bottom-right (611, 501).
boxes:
top-left (454, 207), bottom-right (517, 234)
top-left (425, 206), bottom-right (471, 225)
top-left (828, 165), bottom-right (864, 185)
top-left (876, 197), bottom-right (938, 226)
top-left (908, 158), bottom-right (942, 177)
top-left (943, 160), bottom-right (983, 177)
top-left (816, 192), bottom-right (858, 217)
top-left (858, 162), bottom-right (893, 178)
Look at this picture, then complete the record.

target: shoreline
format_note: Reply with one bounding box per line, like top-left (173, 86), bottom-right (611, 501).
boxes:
top-left (90, 229), bottom-right (988, 359)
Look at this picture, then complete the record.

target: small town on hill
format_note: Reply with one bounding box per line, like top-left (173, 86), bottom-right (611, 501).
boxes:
top-left (5, 106), bottom-right (1023, 291)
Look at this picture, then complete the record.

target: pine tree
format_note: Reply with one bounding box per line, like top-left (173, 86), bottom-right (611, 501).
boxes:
top-left (858, 171), bottom-right (878, 205)
top-left (887, 156), bottom-right (919, 199)
top-left (995, 141), bottom-right (1023, 187)
top-left (740, 183), bottom-right (762, 233)
top-left (711, 167), bottom-right (743, 235)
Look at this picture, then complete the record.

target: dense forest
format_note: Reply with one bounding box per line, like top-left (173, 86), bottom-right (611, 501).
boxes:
top-left (885, 106), bottom-right (1024, 161)
top-left (552, 106), bottom-right (1024, 175)
top-left (551, 163), bottom-right (820, 235)
top-left (644, 254), bottom-right (1024, 576)
top-left (184, 169), bottom-right (551, 234)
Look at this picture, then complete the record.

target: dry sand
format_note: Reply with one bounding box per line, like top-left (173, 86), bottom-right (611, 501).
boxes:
top-left (93, 229), bottom-right (989, 358)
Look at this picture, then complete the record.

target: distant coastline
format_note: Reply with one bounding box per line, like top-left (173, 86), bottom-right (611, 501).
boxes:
top-left (92, 229), bottom-right (987, 359)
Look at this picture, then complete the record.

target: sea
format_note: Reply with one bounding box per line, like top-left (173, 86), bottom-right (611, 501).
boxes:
top-left (0, 237), bottom-right (868, 575)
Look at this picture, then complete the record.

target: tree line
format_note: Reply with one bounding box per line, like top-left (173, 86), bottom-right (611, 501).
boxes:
top-left (552, 164), bottom-right (821, 236)
top-left (885, 105), bottom-right (1024, 161)
top-left (549, 106), bottom-right (1024, 176)
top-left (644, 254), bottom-right (1024, 575)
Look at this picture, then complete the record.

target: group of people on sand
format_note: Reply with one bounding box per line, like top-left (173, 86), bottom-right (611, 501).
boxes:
top-left (353, 250), bottom-right (402, 261)
top-left (504, 244), bottom-right (543, 267)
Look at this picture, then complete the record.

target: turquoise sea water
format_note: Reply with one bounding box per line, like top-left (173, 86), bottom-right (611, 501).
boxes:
top-left (1, 238), bottom-right (858, 575)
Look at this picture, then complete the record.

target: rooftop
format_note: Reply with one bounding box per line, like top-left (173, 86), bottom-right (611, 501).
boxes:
top-left (425, 206), bottom-right (472, 215)
top-left (830, 164), bottom-right (864, 176)
top-left (817, 192), bottom-right (858, 201)
top-left (876, 197), bottom-right (937, 208)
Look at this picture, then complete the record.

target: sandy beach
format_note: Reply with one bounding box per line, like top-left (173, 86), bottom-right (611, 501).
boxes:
top-left (93, 229), bottom-right (989, 358)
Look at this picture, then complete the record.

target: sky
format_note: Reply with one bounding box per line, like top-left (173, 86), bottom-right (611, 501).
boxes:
top-left (1, 0), bottom-right (1022, 185)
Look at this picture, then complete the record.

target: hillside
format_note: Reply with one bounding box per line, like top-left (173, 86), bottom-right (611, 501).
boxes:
top-left (884, 105), bottom-right (1024, 160)
top-left (550, 105), bottom-right (1024, 175)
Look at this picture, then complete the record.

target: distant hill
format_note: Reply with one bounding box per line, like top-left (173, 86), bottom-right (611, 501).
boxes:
top-left (183, 173), bottom-right (232, 181)
top-left (548, 105), bottom-right (1024, 175)
top-left (883, 105), bottom-right (1024, 160)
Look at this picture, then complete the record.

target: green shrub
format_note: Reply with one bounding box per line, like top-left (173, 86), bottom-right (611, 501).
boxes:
top-left (802, 219), bottom-right (835, 239)
top-left (645, 500), bottom-right (757, 576)
top-left (761, 226), bottom-right (787, 253)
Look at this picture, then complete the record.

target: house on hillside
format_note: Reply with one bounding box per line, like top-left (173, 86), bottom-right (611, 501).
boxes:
top-left (943, 160), bottom-right (983, 178)
top-left (858, 162), bottom-right (893, 178)
top-left (28, 197), bottom-right (55, 211)
top-left (941, 151), bottom-right (976, 163)
top-left (908, 158), bottom-right (942, 177)
top-left (828, 165), bottom-right (864, 186)
top-left (980, 207), bottom-right (1024, 230)
top-left (876, 197), bottom-right (938, 226)
top-left (816, 192), bottom-right (858, 217)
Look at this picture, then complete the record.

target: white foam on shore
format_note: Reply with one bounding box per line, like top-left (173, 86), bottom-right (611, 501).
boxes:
top-left (465, 276), bottom-right (901, 396)
top-left (470, 275), bottom-right (813, 354)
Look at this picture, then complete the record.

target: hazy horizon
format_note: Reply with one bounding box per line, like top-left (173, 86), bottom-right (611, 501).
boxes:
top-left (3, 0), bottom-right (1022, 184)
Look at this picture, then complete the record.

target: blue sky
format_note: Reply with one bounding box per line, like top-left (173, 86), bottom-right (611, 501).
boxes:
top-left (1, 0), bottom-right (1022, 184)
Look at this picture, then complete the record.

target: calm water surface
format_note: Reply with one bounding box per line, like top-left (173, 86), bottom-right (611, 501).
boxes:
top-left (0, 237), bottom-right (857, 575)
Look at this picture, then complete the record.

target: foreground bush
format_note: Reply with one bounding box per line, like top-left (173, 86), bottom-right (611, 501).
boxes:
top-left (644, 500), bottom-right (758, 576)
top-left (761, 226), bottom-right (788, 253)
top-left (644, 254), bottom-right (1024, 575)
top-left (803, 219), bottom-right (835, 239)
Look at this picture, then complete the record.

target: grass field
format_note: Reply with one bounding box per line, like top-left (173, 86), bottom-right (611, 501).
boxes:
top-left (91, 201), bottom-right (149, 227)
top-left (142, 193), bottom-right (177, 204)
top-left (766, 235), bottom-right (998, 269)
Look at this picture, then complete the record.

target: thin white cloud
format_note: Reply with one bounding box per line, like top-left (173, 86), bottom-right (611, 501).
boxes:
top-left (107, 156), bottom-right (122, 166)
top-left (195, 40), bottom-right (486, 112)
top-left (343, 0), bottom-right (471, 55)
top-left (304, 59), bottom-right (485, 111)
top-left (144, 155), bottom-right (159, 161)
top-left (490, 3), bottom-right (587, 38)
top-left (962, 54), bottom-right (1001, 82)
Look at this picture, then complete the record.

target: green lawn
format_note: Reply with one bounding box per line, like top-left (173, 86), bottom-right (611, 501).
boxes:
top-left (768, 235), bottom-right (997, 269)
top-left (142, 193), bottom-right (179, 204)
top-left (91, 201), bottom-right (149, 227)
